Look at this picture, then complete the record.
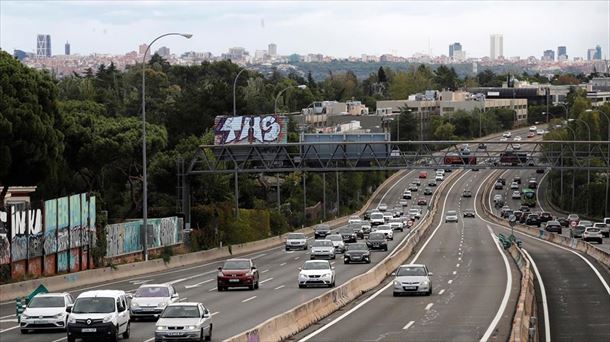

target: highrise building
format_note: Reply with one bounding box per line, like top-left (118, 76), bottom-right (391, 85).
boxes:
top-left (65, 41), bottom-right (70, 55)
top-left (268, 43), bottom-right (277, 57)
top-left (542, 50), bottom-right (555, 61)
top-left (449, 42), bottom-right (462, 58)
top-left (588, 48), bottom-right (597, 61)
top-left (156, 46), bottom-right (170, 57)
top-left (594, 45), bottom-right (602, 60)
top-left (557, 46), bottom-right (567, 61)
top-left (489, 34), bottom-right (503, 60)
top-left (36, 34), bottom-right (51, 57)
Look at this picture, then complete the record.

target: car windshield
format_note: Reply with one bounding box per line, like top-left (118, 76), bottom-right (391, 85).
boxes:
top-left (28, 296), bottom-right (64, 308)
top-left (347, 243), bottom-right (368, 251)
top-left (339, 229), bottom-right (352, 234)
top-left (327, 235), bottom-right (342, 241)
top-left (409, 209), bottom-right (418, 213)
top-left (135, 287), bottom-right (169, 298)
top-left (587, 228), bottom-right (600, 233)
top-left (72, 297), bottom-right (115, 314)
top-left (315, 225), bottom-right (329, 231)
top-left (312, 240), bottom-right (333, 247)
top-left (368, 233), bottom-right (384, 240)
top-left (287, 233), bottom-right (305, 239)
top-left (397, 266), bottom-right (427, 277)
top-left (465, 209), bottom-right (474, 213)
top-left (377, 225), bottom-right (391, 230)
top-left (161, 305), bottom-right (200, 318)
top-left (390, 218), bottom-right (401, 223)
top-left (302, 261), bottom-right (330, 270)
top-left (371, 213), bottom-right (384, 219)
top-left (447, 211), bottom-right (457, 216)
top-left (223, 260), bottom-right (250, 269)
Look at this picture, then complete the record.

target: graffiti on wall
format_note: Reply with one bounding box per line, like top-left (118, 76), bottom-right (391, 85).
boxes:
top-left (89, 197), bottom-right (96, 245)
top-left (81, 193), bottom-right (89, 247)
top-left (0, 210), bottom-right (9, 265)
top-left (214, 115), bottom-right (288, 145)
top-left (10, 206), bottom-right (43, 261)
top-left (105, 217), bottom-right (183, 257)
top-left (44, 199), bottom-right (57, 255)
top-left (69, 194), bottom-right (81, 248)
top-left (57, 197), bottom-right (69, 252)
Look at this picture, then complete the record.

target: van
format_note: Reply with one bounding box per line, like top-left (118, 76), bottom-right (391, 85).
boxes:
top-left (66, 290), bottom-right (131, 342)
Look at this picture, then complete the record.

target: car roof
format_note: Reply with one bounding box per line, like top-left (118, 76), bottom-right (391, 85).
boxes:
top-left (225, 258), bottom-right (251, 262)
top-left (166, 302), bottom-right (201, 307)
top-left (33, 292), bottom-right (69, 297)
top-left (399, 263), bottom-right (426, 268)
top-left (138, 284), bottom-right (172, 288)
top-left (304, 259), bottom-right (330, 264)
top-left (78, 290), bottom-right (126, 298)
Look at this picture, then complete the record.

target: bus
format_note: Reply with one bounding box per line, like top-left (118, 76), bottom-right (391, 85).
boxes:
top-left (521, 188), bottom-right (536, 207)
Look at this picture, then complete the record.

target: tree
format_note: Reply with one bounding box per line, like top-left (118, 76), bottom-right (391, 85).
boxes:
top-left (433, 122), bottom-right (457, 140)
top-left (434, 65), bottom-right (459, 90)
top-left (377, 66), bottom-right (387, 83)
top-left (0, 51), bottom-right (64, 204)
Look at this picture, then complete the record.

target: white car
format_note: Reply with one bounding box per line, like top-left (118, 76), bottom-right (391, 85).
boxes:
top-left (378, 203), bottom-right (388, 211)
top-left (445, 210), bottom-right (458, 223)
top-left (373, 224), bottom-right (394, 240)
top-left (529, 126), bottom-right (537, 132)
top-left (310, 239), bottom-right (335, 260)
top-left (513, 143), bottom-right (521, 150)
top-left (592, 222), bottom-right (609, 238)
top-left (20, 293), bottom-right (73, 333)
top-left (512, 191), bottom-right (521, 199)
top-left (510, 182), bottom-right (519, 190)
top-left (389, 218), bottom-right (405, 232)
top-left (370, 211), bottom-right (385, 226)
top-left (285, 232), bottom-right (308, 251)
top-left (392, 264), bottom-right (433, 296)
top-left (436, 169), bottom-right (445, 176)
top-left (583, 227), bottom-right (603, 244)
top-left (536, 129), bottom-right (545, 135)
top-left (67, 290), bottom-right (130, 342)
top-left (298, 260), bottom-right (335, 288)
top-left (435, 174), bottom-right (444, 182)
top-left (503, 131), bottom-right (512, 138)
top-left (403, 190), bottom-right (412, 199)
top-left (155, 302), bottom-right (212, 341)
top-left (383, 213), bottom-right (393, 222)
top-left (500, 137), bottom-right (508, 142)
top-left (326, 234), bottom-right (346, 254)
top-left (348, 216), bottom-right (361, 225)
top-left (130, 284), bottom-right (179, 319)
top-left (408, 208), bottom-right (422, 219)
top-left (399, 199), bottom-right (409, 206)
top-left (513, 136), bottom-right (522, 141)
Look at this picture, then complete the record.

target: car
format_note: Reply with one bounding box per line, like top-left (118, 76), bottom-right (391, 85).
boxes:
top-left (527, 180), bottom-right (538, 189)
top-left (392, 207), bottom-right (403, 218)
top-left (20, 292), bottom-right (73, 333)
top-left (445, 210), bottom-right (458, 223)
top-left (570, 225), bottom-right (586, 238)
top-left (579, 220), bottom-right (593, 228)
top-left (154, 302), bottom-right (213, 342)
top-left (310, 239), bottom-right (336, 259)
top-left (217, 259), bottom-right (259, 291)
top-left (366, 232), bottom-right (388, 251)
top-left (557, 217), bottom-right (569, 227)
top-left (526, 214), bottom-right (540, 227)
top-left (478, 143), bottom-right (487, 150)
top-left (503, 131), bottom-right (512, 138)
top-left (514, 211), bottom-right (524, 221)
top-left (494, 195), bottom-right (505, 208)
top-left (413, 179), bottom-right (422, 186)
top-left (392, 264), bottom-right (433, 296)
top-left (494, 181), bottom-right (503, 190)
top-left (403, 190), bottom-right (412, 199)
top-left (130, 284), bottom-right (178, 320)
top-left (360, 223), bottom-right (372, 236)
top-left (409, 184), bottom-right (419, 192)
top-left (500, 137), bottom-right (508, 141)
top-left (462, 190), bottom-right (472, 198)
top-left (513, 176), bottom-right (521, 184)
top-left (298, 260), bottom-right (335, 288)
top-left (399, 199), bottom-right (409, 207)
top-left (344, 243), bottom-right (372, 264)
top-left (326, 234), bottom-right (346, 254)
top-left (383, 212), bottom-right (393, 222)
top-left (314, 224), bottom-right (331, 239)
top-left (408, 208), bottom-right (422, 219)
top-left (512, 191), bottom-right (521, 199)
top-left (512, 143), bottom-right (521, 150)
top-left (348, 215), bottom-right (362, 224)
top-left (66, 290), bottom-right (131, 342)
top-left (370, 211), bottom-right (385, 226)
top-left (389, 217), bottom-right (405, 232)
top-left (583, 227), bottom-right (603, 243)
top-left (423, 187), bottom-right (433, 195)
top-left (363, 210), bottom-right (373, 221)
top-left (536, 168), bottom-right (545, 174)
top-left (428, 180), bottom-right (437, 187)
top-left (539, 212), bottom-right (553, 223)
top-left (513, 136), bottom-right (522, 141)
top-left (348, 222), bottom-right (365, 239)
top-left (463, 209), bottom-right (475, 218)
top-left (374, 224), bottom-right (394, 240)
top-left (435, 175), bottom-right (444, 181)
top-left (502, 209), bottom-right (514, 219)
top-left (285, 232), bottom-right (308, 251)
top-left (592, 223), bottom-right (609, 238)
top-left (417, 197), bottom-right (428, 205)
top-left (338, 228), bottom-right (357, 243)
top-left (537, 129), bottom-right (545, 135)
top-left (378, 203), bottom-right (388, 211)
top-left (567, 214), bottom-right (580, 226)
top-left (419, 171), bottom-right (428, 178)
top-left (497, 178), bottom-right (506, 185)
top-left (529, 125), bottom-right (537, 132)
top-left (510, 182), bottom-right (519, 190)
top-left (527, 132), bottom-right (536, 138)
top-left (545, 220), bottom-right (562, 233)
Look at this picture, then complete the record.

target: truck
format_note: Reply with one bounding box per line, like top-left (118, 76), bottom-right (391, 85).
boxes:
top-left (443, 153), bottom-right (477, 165)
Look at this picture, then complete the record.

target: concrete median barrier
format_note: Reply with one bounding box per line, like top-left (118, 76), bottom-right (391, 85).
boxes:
top-left (507, 244), bottom-right (539, 342)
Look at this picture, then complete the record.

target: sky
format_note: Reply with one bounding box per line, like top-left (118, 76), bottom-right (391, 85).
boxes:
top-left (1, 0), bottom-right (609, 59)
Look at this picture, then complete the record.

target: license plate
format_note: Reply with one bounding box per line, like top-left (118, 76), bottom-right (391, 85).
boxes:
top-left (229, 278), bottom-right (240, 282)
top-left (167, 332), bottom-right (183, 336)
top-left (82, 328), bottom-right (96, 333)
top-left (143, 308), bottom-right (157, 311)
top-left (35, 320), bottom-right (48, 324)
top-left (403, 286), bottom-right (417, 290)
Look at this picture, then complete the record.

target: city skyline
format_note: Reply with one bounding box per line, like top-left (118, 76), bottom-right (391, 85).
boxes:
top-left (1, 1), bottom-right (609, 59)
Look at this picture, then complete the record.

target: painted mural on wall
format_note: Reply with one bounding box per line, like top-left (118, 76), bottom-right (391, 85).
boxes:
top-left (44, 199), bottom-right (57, 255)
top-left (106, 217), bottom-right (183, 257)
top-left (56, 196), bottom-right (70, 272)
top-left (69, 194), bottom-right (81, 248)
top-left (10, 206), bottom-right (43, 261)
top-left (214, 115), bottom-right (288, 145)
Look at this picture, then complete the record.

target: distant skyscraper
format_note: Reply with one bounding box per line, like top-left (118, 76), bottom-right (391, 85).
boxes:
top-left (65, 41), bottom-right (70, 55)
top-left (268, 43), bottom-right (277, 57)
top-left (156, 46), bottom-right (170, 57)
top-left (557, 46), bottom-right (567, 60)
top-left (588, 48), bottom-right (597, 61)
top-left (36, 34), bottom-right (51, 57)
top-left (490, 34), bottom-right (503, 60)
top-left (594, 45), bottom-right (602, 59)
top-left (542, 50), bottom-right (555, 61)
top-left (449, 42), bottom-right (462, 58)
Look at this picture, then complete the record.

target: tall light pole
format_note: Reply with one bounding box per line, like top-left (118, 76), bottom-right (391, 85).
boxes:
top-left (274, 84), bottom-right (307, 114)
top-left (569, 118), bottom-right (592, 214)
top-left (586, 109), bottom-right (610, 216)
top-left (233, 68), bottom-right (249, 116)
top-left (142, 32), bottom-right (192, 261)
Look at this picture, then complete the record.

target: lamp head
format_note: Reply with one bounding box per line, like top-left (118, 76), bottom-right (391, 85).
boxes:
top-left (297, 85), bottom-right (308, 89)
top-left (181, 34), bottom-right (193, 39)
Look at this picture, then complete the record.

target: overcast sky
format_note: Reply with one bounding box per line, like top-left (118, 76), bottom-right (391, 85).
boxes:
top-left (1, 0), bottom-right (608, 59)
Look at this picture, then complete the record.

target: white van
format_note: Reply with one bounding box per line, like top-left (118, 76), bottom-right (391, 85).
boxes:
top-left (66, 290), bottom-right (130, 342)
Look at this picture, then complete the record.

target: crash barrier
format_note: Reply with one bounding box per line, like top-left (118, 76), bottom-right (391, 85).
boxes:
top-left (507, 244), bottom-right (539, 342)
top-left (0, 170), bottom-right (408, 302)
top-left (224, 170), bottom-right (462, 342)
top-left (482, 170), bottom-right (610, 269)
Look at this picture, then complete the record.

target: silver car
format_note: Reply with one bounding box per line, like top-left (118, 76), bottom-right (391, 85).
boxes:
top-left (310, 240), bottom-right (335, 260)
top-left (130, 284), bottom-right (179, 319)
top-left (285, 232), bottom-right (308, 251)
top-left (155, 302), bottom-right (212, 341)
top-left (392, 264), bottom-right (433, 296)
top-left (445, 210), bottom-right (458, 223)
top-left (326, 234), bottom-right (346, 254)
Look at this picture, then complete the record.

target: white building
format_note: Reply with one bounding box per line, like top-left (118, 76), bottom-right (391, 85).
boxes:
top-left (490, 34), bottom-right (503, 60)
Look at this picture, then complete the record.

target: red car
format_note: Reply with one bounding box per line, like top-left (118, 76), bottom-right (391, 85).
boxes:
top-left (419, 171), bottom-right (428, 178)
top-left (527, 132), bottom-right (535, 138)
top-left (217, 258), bottom-right (259, 291)
top-left (417, 198), bottom-right (427, 205)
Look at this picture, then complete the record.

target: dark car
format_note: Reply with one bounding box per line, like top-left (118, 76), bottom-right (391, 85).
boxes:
top-left (348, 223), bottom-right (365, 239)
top-left (570, 225), bottom-right (586, 238)
top-left (363, 210), bottom-right (373, 221)
top-left (494, 182), bottom-right (503, 190)
top-left (217, 258), bottom-right (259, 291)
top-left (366, 232), bottom-right (388, 251)
top-left (513, 176), bottom-right (521, 184)
top-left (463, 209), bottom-right (475, 218)
top-left (339, 228), bottom-right (358, 243)
top-left (526, 214), bottom-right (540, 227)
top-left (344, 243), bottom-right (371, 264)
top-left (462, 190), bottom-right (472, 198)
top-left (545, 220), bottom-right (562, 233)
top-left (314, 224), bottom-right (331, 239)
top-left (513, 210), bottom-right (524, 221)
top-left (423, 187), bottom-right (433, 195)
top-left (536, 168), bottom-right (545, 174)
top-left (539, 212), bottom-right (553, 223)
top-left (519, 206), bottom-right (531, 213)
top-left (498, 178), bottom-right (506, 185)
top-left (502, 209), bottom-right (514, 219)
top-left (557, 217), bottom-right (569, 227)
top-left (417, 198), bottom-right (427, 205)
top-left (428, 181), bottom-right (437, 187)
top-left (478, 143), bottom-right (487, 149)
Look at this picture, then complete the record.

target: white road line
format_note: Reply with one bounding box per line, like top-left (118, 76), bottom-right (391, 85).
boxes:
top-left (211, 312), bottom-right (219, 316)
top-left (0, 325), bottom-right (19, 333)
top-left (402, 320), bottom-right (415, 330)
top-left (208, 287), bottom-right (217, 292)
top-left (0, 314), bottom-right (15, 319)
top-left (274, 285), bottom-right (285, 290)
top-left (448, 279), bottom-right (453, 284)
top-left (280, 262), bottom-right (287, 266)
top-left (480, 227), bottom-right (513, 342)
top-left (294, 257), bottom-right (300, 260)
top-left (184, 278), bottom-right (214, 289)
top-left (251, 253), bottom-right (267, 260)
top-left (425, 303), bottom-right (434, 310)
top-left (300, 170), bottom-right (471, 342)
top-left (456, 263), bottom-right (460, 267)
top-left (261, 269), bottom-right (270, 274)
top-left (242, 296), bottom-right (257, 303)
top-left (178, 297), bottom-right (188, 302)
top-left (286, 251), bottom-right (294, 254)
top-left (522, 248), bottom-right (551, 342)
top-left (438, 289), bottom-right (446, 295)
top-left (51, 338), bottom-right (67, 342)
top-left (452, 271), bottom-right (457, 275)
top-left (458, 257), bottom-right (462, 261)
top-left (259, 278), bottom-right (274, 284)
top-left (144, 338), bottom-right (155, 342)
top-left (0, 319), bottom-right (17, 323)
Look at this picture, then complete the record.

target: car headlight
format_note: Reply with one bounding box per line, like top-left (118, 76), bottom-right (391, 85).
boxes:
top-left (393, 280), bottom-right (400, 286)
top-left (158, 301), bottom-right (168, 308)
top-left (132, 302), bottom-right (139, 307)
top-left (67, 316), bottom-right (76, 324)
top-left (299, 273), bottom-right (307, 279)
top-left (102, 314), bottom-right (113, 323)
top-left (54, 313), bottom-right (63, 319)
top-left (421, 280), bottom-right (430, 287)
top-left (157, 326), bottom-right (166, 331)
top-left (21, 314), bottom-right (29, 320)
top-left (323, 272), bottom-right (332, 278)
top-left (187, 325), bottom-right (197, 330)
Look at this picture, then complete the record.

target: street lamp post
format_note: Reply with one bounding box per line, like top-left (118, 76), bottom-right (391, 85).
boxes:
top-left (142, 32), bottom-right (192, 261)
top-left (274, 84), bottom-right (307, 115)
top-left (233, 68), bottom-right (249, 116)
top-left (586, 109), bottom-right (610, 216)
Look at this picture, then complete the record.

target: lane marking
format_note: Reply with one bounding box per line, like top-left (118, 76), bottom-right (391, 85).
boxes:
top-left (452, 271), bottom-right (457, 275)
top-left (178, 297), bottom-right (188, 302)
top-left (0, 325), bottom-right (19, 333)
top-left (522, 248), bottom-right (551, 342)
top-left (0, 319), bottom-right (17, 323)
top-left (274, 285), bottom-right (285, 290)
top-left (438, 289), bottom-right (446, 295)
top-left (211, 312), bottom-right (219, 316)
top-left (51, 338), bottom-right (67, 342)
top-left (425, 303), bottom-right (434, 310)
top-left (208, 287), bottom-right (217, 292)
top-left (0, 315), bottom-right (15, 319)
top-left (402, 320), bottom-right (415, 330)
top-left (261, 269), bottom-right (270, 274)
top-left (294, 257), bottom-right (300, 260)
top-left (280, 262), bottom-right (287, 266)
top-left (184, 278), bottom-right (214, 289)
top-left (242, 296), bottom-right (257, 303)
top-left (260, 278), bottom-right (274, 284)
top-left (448, 279), bottom-right (453, 284)
top-left (456, 263), bottom-right (460, 267)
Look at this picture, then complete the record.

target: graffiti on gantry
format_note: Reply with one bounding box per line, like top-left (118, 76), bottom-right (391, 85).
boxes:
top-left (214, 115), bottom-right (288, 145)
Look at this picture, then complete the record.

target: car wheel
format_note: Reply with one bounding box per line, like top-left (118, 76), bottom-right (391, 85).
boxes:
top-left (427, 288), bottom-right (432, 296)
top-left (67, 336), bottom-right (76, 342)
top-left (310, 256), bottom-right (314, 260)
top-left (20, 329), bottom-right (28, 334)
top-left (122, 321), bottom-right (130, 339)
top-left (255, 280), bottom-right (259, 289)
top-left (367, 259), bottom-right (371, 264)
top-left (205, 324), bottom-right (213, 341)
top-left (344, 260), bottom-right (349, 264)
top-left (393, 292), bottom-right (399, 297)
top-left (110, 325), bottom-right (119, 342)
top-left (384, 246), bottom-right (388, 251)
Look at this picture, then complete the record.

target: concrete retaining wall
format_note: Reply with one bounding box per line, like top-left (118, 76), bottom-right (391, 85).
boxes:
top-left (507, 244), bottom-right (539, 342)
